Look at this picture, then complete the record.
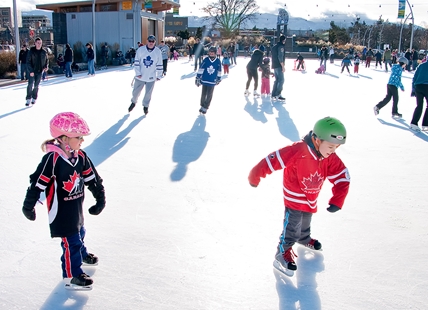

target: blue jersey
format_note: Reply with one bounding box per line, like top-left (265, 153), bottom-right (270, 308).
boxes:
top-left (197, 57), bottom-right (222, 86)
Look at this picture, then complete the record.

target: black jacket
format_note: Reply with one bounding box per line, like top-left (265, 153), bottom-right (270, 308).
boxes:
top-left (246, 49), bottom-right (264, 70)
top-left (26, 47), bottom-right (48, 74)
top-left (86, 47), bottom-right (94, 60)
top-left (64, 47), bottom-right (73, 62)
top-left (19, 49), bottom-right (28, 64)
top-left (271, 42), bottom-right (286, 69)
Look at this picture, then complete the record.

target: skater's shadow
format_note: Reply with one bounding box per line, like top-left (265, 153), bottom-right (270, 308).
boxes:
top-left (324, 72), bottom-right (339, 79)
top-left (170, 116), bottom-right (210, 181)
top-left (275, 247), bottom-right (324, 310)
top-left (358, 74), bottom-right (373, 79)
top-left (180, 72), bottom-right (196, 79)
top-left (84, 114), bottom-right (145, 166)
top-left (39, 280), bottom-right (90, 310)
top-left (244, 96), bottom-right (268, 123)
top-left (273, 102), bottom-right (300, 142)
top-left (0, 107), bottom-right (28, 120)
top-left (378, 118), bottom-right (428, 142)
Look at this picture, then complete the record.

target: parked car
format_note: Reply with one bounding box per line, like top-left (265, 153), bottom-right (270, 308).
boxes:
top-left (0, 45), bottom-right (16, 53)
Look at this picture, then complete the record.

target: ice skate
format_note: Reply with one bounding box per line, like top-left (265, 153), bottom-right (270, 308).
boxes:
top-left (299, 238), bottom-right (322, 251)
top-left (273, 247), bottom-right (297, 277)
top-left (244, 89), bottom-right (250, 96)
top-left (422, 126), bottom-right (428, 132)
top-left (82, 253), bottom-right (98, 266)
top-left (253, 91), bottom-right (260, 98)
top-left (25, 99), bottom-right (31, 107)
top-left (31, 99), bottom-right (36, 105)
top-left (143, 106), bottom-right (149, 115)
top-left (64, 273), bottom-right (93, 291)
top-left (392, 113), bottom-right (402, 119)
top-left (277, 96), bottom-right (286, 102)
top-left (410, 124), bottom-right (422, 132)
top-left (128, 102), bottom-right (136, 113)
top-left (199, 107), bottom-right (207, 115)
top-left (373, 106), bottom-right (379, 116)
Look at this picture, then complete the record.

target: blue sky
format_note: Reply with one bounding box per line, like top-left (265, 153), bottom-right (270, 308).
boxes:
top-left (4, 0), bottom-right (428, 27)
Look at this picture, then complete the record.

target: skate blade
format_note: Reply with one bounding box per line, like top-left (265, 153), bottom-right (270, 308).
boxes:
top-left (273, 260), bottom-right (294, 277)
top-left (64, 282), bottom-right (93, 291)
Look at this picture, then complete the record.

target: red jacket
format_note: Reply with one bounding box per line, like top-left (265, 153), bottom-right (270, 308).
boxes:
top-left (248, 140), bottom-right (350, 213)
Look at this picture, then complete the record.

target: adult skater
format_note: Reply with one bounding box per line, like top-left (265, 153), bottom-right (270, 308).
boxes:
top-left (25, 37), bottom-right (48, 106)
top-left (244, 44), bottom-right (264, 98)
top-left (271, 35), bottom-right (286, 102)
top-left (128, 35), bottom-right (163, 115)
top-left (409, 60), bottom-right (428, 131)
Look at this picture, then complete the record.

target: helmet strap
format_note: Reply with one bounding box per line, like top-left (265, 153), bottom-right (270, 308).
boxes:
top-left (311, 134), bottom-right (324, 158)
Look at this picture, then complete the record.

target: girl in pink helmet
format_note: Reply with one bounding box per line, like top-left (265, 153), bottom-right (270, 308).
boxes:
top-left (22, 112), bottom-right (105, 291)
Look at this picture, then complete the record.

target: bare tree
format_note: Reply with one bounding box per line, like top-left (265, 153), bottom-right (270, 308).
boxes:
top-left (201, 0), bottom-right (259, 37)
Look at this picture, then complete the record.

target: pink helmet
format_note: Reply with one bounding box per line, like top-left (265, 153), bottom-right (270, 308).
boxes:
top-left (50, 112), bottom-right (91, 138)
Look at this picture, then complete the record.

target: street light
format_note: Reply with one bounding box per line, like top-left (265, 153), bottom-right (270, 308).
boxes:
top-left (398, 0), bottom-right (415, 52)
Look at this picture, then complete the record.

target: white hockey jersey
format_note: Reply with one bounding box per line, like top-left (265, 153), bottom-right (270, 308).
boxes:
top-left (134, 45), bottom-right (163, 82)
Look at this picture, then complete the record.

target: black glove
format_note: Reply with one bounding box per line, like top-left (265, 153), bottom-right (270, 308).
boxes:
top-left (327, 204), bottom-right (341, 213)
top-left (250, 183), bottom-right (258, 188)
top-left (88, 181), bottom-right (106, 215)
top-left (22, 207), bottom-right (36, 221)
top-left (411, 89), bottom-right (416, 97)
top-left (89, 199), bottom-right (105, 215)
top-left (195, 78), bottom-right (201, 87)
top-left (22, 185), bottom-right (41, 221)
top-left (215, 78), bottom-right (221, 85)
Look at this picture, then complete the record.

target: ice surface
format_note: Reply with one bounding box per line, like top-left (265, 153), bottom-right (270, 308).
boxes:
top-left (1, 57), bottom-right (427, 309)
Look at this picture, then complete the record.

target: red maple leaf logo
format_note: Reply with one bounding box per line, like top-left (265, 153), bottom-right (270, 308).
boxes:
top-left (63, 171), bottom-right (80, 193)
top-left (301, 171), bottom-right (324, 191)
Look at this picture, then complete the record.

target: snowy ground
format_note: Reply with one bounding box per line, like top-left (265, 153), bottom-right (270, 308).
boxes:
top-left (1, 57), bottom-right (427, 310)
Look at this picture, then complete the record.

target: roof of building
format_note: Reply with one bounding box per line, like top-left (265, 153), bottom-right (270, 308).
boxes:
top-left (36, 0), bottom-right (179, 13)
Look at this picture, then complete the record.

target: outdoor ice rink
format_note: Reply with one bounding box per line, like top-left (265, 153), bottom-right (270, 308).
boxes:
top-left (1, 56), bottom-right (427, 309)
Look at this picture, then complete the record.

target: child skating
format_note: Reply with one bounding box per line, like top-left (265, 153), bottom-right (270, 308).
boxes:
top-left (260, 57), bottom-right (274, 97)
top-left (374, 57), bottom-right (408, 118)
top-left (22, 112), bottom-right (106, 290)
top-left (195, 46), bottom-right (222, 114)
top-left (353, 54), bottom-right (360, 74)
top-left (341, 55), bottom-right (352, 75)
top-left (248, 117), bottom-right (350, 276)
top-left (222, 52), bottom-right (231, 75)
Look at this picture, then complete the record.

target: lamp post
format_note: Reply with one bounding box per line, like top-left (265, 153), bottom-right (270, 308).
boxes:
top-left (12, 0), bottom-right (20, 79)
top-left (92, 0), bottom-right (96, 63)
top-left (398, 0), bottom-right (415, 52)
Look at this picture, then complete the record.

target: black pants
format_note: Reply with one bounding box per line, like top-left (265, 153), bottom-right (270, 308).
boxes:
top-left (411, 84), bottom-right (428, 126)
top-left (246, 68), bottom-right (258, 90)
top-left (26, 73), bottom-right (42, 100)
top-left (200, 85), bottom-right (215, 109)
top-left (377, 84), bottom-right (399, 114)
top-left (162, 59), bottom-right (168, 74)
top-left (194, 55), bottom-right (202, 71)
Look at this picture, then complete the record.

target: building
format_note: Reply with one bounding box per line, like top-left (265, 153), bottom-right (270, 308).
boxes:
top-left (36, 0), bottom-right (179, 57)
top-left (0, 7), bottom-right (12, 27)
top-left (22, 14), bottom-right (51, 29)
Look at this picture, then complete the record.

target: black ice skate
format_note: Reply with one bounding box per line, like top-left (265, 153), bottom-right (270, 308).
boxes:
top-left (82, 253), bottom-right (99, 266)
top-left (65, 273), bottom-right (93, 291)
top-left (199, 107), bottom-right (207, 114)
top-left (128, 102), bottom-right (136, 112)
top-left (143, 107), bottom-right (149, 115)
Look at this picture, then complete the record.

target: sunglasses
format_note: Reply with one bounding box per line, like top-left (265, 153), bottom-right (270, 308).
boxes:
top-left (148, 40), bottom-right (155, 43)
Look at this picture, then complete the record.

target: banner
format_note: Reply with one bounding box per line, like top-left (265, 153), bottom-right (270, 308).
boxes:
top-left (398, 0), bottom-right (405, 19)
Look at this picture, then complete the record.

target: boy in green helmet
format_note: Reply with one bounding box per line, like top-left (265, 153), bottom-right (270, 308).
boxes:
top-left (248, 117), bottom-right (350, 276)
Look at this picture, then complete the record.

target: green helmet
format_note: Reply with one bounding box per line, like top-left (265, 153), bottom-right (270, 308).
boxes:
top-left (313, 117), bottom-right (347, 144)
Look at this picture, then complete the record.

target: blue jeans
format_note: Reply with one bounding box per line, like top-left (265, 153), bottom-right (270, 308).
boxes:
top-left (272, 68), bottom-right (284, 97)
top-left (65, 62), bottom-right (73, 77)
top-left (20, 63), bottom-right (28, 80)
top-left (88, 59), bottom-right (95, 75)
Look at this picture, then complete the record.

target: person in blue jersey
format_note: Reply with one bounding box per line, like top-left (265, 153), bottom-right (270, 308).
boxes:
top-left (409, 60), bottom-right (428, 131)
top-left (128, 35), bottom-right (163, 115)
top-left (195, 46), bottom-right (222, 114)
top-left (22, 112), bottom-right (106, 290)
top-left (373, 57), bottom-right (408, 119)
